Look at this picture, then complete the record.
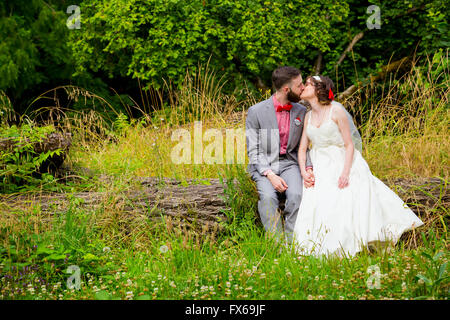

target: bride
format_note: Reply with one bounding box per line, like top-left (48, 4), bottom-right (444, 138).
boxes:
top-left (292, 75), bottom-right (424, 257)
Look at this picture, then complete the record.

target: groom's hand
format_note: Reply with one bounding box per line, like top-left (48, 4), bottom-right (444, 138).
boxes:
top-left (267, 173), bottom-right (288, 192)
top-left (303, 168), bottom-right (315, 188)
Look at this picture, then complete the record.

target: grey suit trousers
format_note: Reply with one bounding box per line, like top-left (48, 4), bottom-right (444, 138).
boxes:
top-left (250, 158), bottom-right (303, 244)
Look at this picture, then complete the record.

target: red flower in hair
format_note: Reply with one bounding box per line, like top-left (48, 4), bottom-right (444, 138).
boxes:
top-left (328, 89), bottom-right (334, 100)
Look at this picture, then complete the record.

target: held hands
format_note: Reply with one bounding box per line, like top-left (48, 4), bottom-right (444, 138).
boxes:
top-left (338, 172), bottom-right (349, 189)
top-left (302, 168), bottom-right (315, 188)
top-left (267, 168), bottom-right (315, 191)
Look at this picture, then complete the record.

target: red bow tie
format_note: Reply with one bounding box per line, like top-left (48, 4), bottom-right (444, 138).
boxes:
top-left (276, 104), bottom-right (292, 112)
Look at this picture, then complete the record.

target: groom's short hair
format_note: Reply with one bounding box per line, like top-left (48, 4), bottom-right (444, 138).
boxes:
top-left (272, 66), bottom-right (302, 91)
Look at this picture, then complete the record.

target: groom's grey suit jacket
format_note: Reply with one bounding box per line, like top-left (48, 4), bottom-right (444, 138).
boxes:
top-left (246, 96), bottom-right (312, 176)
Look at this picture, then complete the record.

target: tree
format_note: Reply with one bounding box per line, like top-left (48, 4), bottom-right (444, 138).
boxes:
top-left (69, 0), bottom-right (349, 92)
top-left (322, 0), bottom-right (449, 91)
top-left (0, 1), bottom-right (78, 113)
top-left (1, 0), bottom-right (448, 116)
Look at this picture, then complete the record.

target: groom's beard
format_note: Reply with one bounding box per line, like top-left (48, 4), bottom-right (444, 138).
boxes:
top-left (287, 89), bottom-right (301, 103)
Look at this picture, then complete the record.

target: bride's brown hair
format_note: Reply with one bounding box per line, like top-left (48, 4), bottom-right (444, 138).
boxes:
top-left (306, 75), bottom-right (335, 105)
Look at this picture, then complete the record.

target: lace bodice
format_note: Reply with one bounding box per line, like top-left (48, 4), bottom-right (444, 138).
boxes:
top-left (306, 104), bottom-right (345, 149)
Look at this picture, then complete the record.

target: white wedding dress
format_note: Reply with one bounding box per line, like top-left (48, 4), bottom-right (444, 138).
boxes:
top-left (292, 103), bottom-right (424, 257)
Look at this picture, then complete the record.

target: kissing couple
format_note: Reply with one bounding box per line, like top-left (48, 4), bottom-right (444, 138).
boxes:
top-left (245, 66), bottom-right (423, 257)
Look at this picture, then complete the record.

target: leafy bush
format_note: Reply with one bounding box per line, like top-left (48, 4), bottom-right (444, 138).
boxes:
top-left (0, 123), bottom-right (62, 192)
top-left (69, 0), bottom-right (449, 97)
top-left (0, 1), bottom-right (77, 109)
top-left (69, 0), bottom-right (349, 92)
top-left (0, 196), bottom-right (115, 297)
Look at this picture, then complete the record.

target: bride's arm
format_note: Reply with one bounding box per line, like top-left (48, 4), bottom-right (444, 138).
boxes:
top-left (334, 107), bottom-right (354, 188)
top-left (298, 112), bottom-right (310, 178)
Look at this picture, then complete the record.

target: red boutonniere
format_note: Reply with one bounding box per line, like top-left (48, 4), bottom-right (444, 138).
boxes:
top-left (294, 117), bottom-right (301, 126)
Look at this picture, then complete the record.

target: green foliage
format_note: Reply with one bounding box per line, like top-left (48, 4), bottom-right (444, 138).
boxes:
top-left (0, 1), bottom-right (75, 102)
top-left (0, 91), bottom-right (15, 125)
top-left (69, 0), bottom-right (449, 95)
top-left (1, 1), bottom-right (448, 117)
top-left (219, 164), bottom-right (260, 242)
top-left (69, 0), bottom-right (349, 91)
top-left (112, 113), bottom-right (130, 136)
top-left (3, 219), bottom-right (448, 300)
top-left (0, 1), bottom-right (126, 117)
top-left (322, 0), bottom-right (449, 87)
top-left (0, 123), bottom-right (62, 192)
top-left (0, 196), bottom-right (116, 298)
top-left (414, 248), bottom-right (449, 298)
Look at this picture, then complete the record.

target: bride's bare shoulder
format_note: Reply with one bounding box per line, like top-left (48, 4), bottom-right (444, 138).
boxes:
top-left (331, 102), bottom-right (348, 119)
top-left (304, 110), bottom-right (312, 123)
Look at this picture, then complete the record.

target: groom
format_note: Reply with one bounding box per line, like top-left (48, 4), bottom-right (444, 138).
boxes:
top-left (246, 66), bottom-right (314, 244)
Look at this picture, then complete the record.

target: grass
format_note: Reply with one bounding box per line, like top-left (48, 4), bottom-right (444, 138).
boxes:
top-left (60, 53), bottom-right (448, 182)
top-left (0, 200), bottom-right (448, 300)
top-left (0, 53), bottom-right (449, 300)
top-left (355, 53), bottom-right (450, 180)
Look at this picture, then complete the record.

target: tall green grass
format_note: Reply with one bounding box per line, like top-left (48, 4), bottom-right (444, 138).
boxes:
top-left (1, 200), bottom-right (448, 300)
top-left (50, 52), bottom-right (448, 181)
top-left (348, 51), bottom-right (450, 180)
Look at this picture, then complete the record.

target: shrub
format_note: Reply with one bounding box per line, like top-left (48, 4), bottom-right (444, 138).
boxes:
top-left (0, 123), bottom-right (63, 192)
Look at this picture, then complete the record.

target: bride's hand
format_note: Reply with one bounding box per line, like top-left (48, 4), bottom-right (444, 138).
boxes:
top-left (302, 169), bottom-right (315, 188)
top-left (338, 173), bottom-right (349, 189)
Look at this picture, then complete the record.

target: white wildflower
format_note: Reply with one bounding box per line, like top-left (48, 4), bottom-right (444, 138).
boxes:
top-left (159, 245), bottom-right (169, 253)
top-left (126, 291), bottom-right (134, 300)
